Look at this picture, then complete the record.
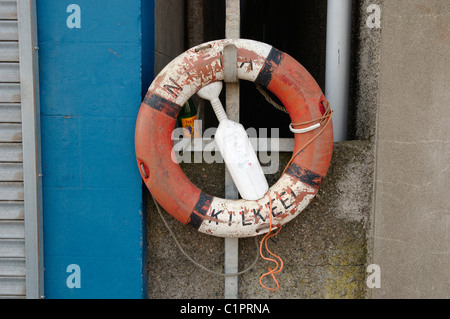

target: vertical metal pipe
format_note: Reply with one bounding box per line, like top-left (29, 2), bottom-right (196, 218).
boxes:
top-left (17, 0), bottom-right (45, 299)
top-left (325, 0), bottom-right (352, 142)
top-left (224, 0), bottom-right (240, 300)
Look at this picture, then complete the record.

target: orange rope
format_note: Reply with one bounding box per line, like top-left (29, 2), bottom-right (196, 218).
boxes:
top-left (259, 101), bottom-right (333, 292)
top-left (259, 192), bottom-right (284, 292)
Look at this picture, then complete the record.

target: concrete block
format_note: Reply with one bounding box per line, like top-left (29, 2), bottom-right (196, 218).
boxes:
top-left (372, 0), bottom-right (450, 298)
top-left (146, 140), bottom-right (374, 298)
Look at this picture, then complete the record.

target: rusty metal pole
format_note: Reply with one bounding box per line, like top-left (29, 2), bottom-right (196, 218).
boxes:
top-left (187, 0), bottom-right (205, 124)
top-left (224, 0), bottom-right (240, 300)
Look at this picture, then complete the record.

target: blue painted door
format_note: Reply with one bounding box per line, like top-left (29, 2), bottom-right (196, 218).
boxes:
top-left (37, 0), bottom-right (154, 298)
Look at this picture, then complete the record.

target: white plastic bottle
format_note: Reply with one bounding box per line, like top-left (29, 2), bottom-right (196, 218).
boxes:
top-left (197, 81), bottom-right (269, 200)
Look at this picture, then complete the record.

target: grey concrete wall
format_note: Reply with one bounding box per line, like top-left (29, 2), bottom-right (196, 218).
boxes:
top-left (147, 143), bottom-right (374, 299)
top-left (351, 0), bottom-right (382, 142)
top-left (372, 0), bottom-right (449, 298)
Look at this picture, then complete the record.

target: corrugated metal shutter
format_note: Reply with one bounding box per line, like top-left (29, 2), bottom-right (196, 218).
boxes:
top-left (0, 0), bottom-right (26, 298)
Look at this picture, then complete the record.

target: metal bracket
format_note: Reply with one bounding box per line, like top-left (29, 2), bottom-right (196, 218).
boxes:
top-left (223, 44), bottom-right (238, 83)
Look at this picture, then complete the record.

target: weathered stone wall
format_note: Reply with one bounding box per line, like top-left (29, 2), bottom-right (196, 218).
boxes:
top-left (147, 140), bottom-right (375, 298)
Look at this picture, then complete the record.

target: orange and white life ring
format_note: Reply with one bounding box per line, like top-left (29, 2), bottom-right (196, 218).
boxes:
top-left (135, 39), bottom-right (333, 238)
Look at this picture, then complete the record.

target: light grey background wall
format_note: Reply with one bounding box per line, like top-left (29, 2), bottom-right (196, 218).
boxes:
top-left (372, 0), bottom-right (449, 298)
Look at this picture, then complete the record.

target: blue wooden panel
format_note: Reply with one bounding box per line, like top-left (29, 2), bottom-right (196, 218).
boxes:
top-left (38, 43), bottom-right (142, 118)
top-left (37, 0), bottom-right (154, 298)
